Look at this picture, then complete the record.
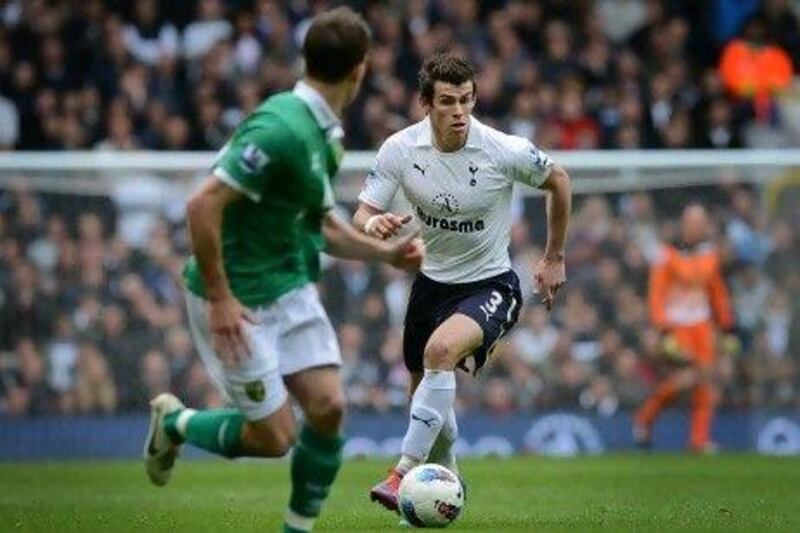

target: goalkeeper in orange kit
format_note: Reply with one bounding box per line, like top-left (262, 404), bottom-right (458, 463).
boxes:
top-left (633, 204), bottom-right (738, 453)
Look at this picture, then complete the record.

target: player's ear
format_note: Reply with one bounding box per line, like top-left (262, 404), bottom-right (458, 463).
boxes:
top-left (349, 61), bottom-right (367, 83)
top-left (419, 93), bottom-right (432, 113)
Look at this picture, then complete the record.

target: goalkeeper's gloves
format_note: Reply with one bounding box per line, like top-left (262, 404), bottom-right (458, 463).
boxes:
top-left (660, 332), bottom-right (690, 364)
top-left (719, 331), bottom-right (742, 357)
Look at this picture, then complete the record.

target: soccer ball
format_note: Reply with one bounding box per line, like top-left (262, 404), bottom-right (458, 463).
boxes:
top-left (398, 464), bottom-right (464, 528)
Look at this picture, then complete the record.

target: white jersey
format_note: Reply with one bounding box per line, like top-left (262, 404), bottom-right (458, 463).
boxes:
top-left (359, 116), bottom-right (553, 283)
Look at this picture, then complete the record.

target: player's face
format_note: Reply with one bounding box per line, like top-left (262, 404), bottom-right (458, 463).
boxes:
top-left (426, 81), bottom-right (476, 148)
top-left (681, 205), bottom-right (709, 244)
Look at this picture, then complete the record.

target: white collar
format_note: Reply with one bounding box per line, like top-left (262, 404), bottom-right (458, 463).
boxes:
top-left (415, 116), bottom-right (482, 150)
top-left (293, 80), bottom-right (344, 140)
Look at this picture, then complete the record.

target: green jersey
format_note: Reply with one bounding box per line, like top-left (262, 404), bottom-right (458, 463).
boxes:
top-left (183, 83), bottom-right (344, 307)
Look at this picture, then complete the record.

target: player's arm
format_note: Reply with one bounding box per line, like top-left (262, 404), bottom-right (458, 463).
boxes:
top-left (353, 138), bottom-right (411, 239)
top-left (509, 140), bottom-right (571, 310)
top-left (186, 177), bottom-right (255, 364)
top-left (535, 165), bottom-right (571, 310)
top-left (186, 178), bottom-right (238, 302)
top-left (708, 262), bottom-right (734, 331)
top-left (538, 165), bottom-right (571, 262)
top-left (187, 124), bottom-right (279, 364)
top-left (646, 249), bottom-right (687, 360)
top-left (648, 249), bottom-right (671, 330)
top-left (323, 210), bottom-right (423, 271)
top-left (353, 202), bottom-right (412, 240)
top-left (708, 256), bottom-right (740, 356)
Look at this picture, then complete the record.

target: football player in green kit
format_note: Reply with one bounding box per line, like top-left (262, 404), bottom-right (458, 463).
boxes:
top-left (142, 8), bottom-right (423, 532)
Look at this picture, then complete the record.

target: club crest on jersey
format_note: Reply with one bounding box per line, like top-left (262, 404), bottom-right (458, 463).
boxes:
top-left (239, 144), bottom-right (269, 173)
top-left (432, 193), bottom-right (460, 215)
top-left (244, 380), bottom-right (266, 402)
top-left (468, 161), bottom-right (479, 186)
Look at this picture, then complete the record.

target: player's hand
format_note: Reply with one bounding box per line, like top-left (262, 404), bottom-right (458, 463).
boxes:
top-left (719, 332), bottom-right (741, 357)
top-left (208, 295), bottom-right (257, 366)
top-left (534, 254), bottom-right (566, 311)
top-left (660, 332), bottom-right (690, 364)
top-left (365, 212), bottom-right (413, 240)
top-left (387, 232), bottom-right (424, 271)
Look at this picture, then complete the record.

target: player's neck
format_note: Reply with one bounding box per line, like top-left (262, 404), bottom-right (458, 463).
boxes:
top-left (432, 127), bottom-right (468, 153)
top-left (303, 77), bottom-right (348, 119)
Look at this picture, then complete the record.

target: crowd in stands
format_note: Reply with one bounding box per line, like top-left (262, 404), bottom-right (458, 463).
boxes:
top-left (1, 180), bottom-right (798, 417)
top-left (0, 0), bottom-right (799, 152)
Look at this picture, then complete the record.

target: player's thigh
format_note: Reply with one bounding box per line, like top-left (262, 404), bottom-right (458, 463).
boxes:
top-left (424, 313), bottom-right (484, 369)
top-left (284, 365), bottom-right (345, 432)
top-left (185, 291), bottom-right (289, 422)
top-left (277, 284), bottom-right (341, 377)
top-left (450, 271), bottom-right (523, 371)
top-left (404, 319), bottom-right (438, 373)
top-left (403, 273), bottom-right (449, 373)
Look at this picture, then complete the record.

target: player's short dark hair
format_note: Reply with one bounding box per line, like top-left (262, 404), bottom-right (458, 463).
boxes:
top-left (418, 52), bottom-right (476, 104)
top-left (303, 7), bottom-right (371, 84)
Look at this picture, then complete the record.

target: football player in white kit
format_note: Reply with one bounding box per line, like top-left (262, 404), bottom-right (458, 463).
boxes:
top-left (354, 53), bottom-right (572, 512)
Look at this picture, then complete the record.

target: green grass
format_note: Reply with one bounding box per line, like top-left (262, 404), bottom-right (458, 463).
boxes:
top-left (1, 455), bottom-right (799, 531)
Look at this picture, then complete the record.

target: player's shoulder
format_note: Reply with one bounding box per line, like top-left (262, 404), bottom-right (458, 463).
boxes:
top-left (376, 119), bottom-right (426, 161)
top-left (471, 118), bottom-right (532, 158)
top-left (386, 119), bottom-right (427, 148)
top-left (235, 108), bottom-right (299, 152)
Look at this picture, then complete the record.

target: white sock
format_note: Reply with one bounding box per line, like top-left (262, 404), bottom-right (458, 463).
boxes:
top-left (399, 370), bottom-right (456, 470)
top-left (174, 408), bottom-right (196, 437)
top-left (428, 407), bottom-right (459, 475)
top-left (284, 509), bottom-right (314, 532)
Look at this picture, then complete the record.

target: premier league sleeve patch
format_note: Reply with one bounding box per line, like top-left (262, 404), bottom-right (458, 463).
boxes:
top-left (239, 144), bottom-right (270, 174)
top-left (528, 145), bottom-right (551, 173)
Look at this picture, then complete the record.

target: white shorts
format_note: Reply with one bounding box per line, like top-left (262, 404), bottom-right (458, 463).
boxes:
top-left (185, 284), bottom-right (341, 421)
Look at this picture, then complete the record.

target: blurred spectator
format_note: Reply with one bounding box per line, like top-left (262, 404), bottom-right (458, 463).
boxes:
top-left (183, 0), bottom-right (232, 61)
top-left (727, 188), bottom-right (772, 265)
top-left (719, 16), bottom-right (793, 124)
top-left (74, 342), bottom-right (117, 414)
top-left (123, 0), bottom-right (179, 67)
top-left (0, 95), bottom-right (18, 149)
top-left (0, 1), bottom-right (794, 150)
top-left (45, 313), bottom-right (78, 412)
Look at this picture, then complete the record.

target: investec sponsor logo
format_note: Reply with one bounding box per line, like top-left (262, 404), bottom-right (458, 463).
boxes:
top-left (416, 206), bottom-right (485, 233)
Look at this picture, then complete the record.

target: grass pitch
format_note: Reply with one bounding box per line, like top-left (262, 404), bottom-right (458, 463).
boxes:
top-left (1, 455), bottom-right (799, 532)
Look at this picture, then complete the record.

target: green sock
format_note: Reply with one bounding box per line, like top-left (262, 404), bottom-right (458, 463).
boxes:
top-left (285, 424), bottom-right (344, 530)
top-left (164, 408), bottom-right (245, 459)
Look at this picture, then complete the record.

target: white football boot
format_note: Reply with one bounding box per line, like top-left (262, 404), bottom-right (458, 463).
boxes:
top-left (143, 393), bottom-right (185, 486)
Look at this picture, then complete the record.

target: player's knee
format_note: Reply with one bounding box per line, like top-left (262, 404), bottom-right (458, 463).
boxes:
top-left (271, 428), bottom-right (297, 456)
top-left (305, 392), bottom-right (346, 432)
top-left (424, 339), bottom-right (457, 369)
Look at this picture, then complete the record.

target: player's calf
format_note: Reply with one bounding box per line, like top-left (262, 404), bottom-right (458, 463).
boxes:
top-left (242, 416), bottom-right (297, 457)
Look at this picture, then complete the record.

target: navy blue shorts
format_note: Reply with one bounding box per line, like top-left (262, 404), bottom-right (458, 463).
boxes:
top-left (403, 270), bottom-right (523, 373)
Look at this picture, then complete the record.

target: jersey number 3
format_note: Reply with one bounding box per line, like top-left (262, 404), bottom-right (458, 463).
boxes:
top-left (480, 291), bottom-right (503, 322)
